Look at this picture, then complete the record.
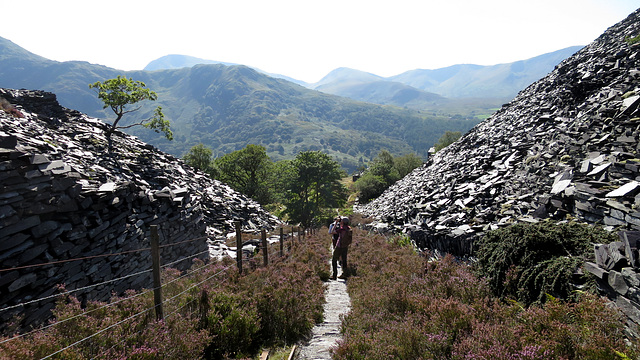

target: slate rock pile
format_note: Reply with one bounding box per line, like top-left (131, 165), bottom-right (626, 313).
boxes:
top-left (0, 88), bottom-right (278, 331)
top-left (585, 230), bottom-right (640, 336)
top-left (358, 8), bottom-right (640, 256)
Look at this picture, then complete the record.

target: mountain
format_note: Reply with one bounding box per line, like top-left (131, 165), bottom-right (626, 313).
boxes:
top-left (307, 47), bottom-right (581, 111)
top-left (143, 54), bottom-right (237, 71)
top-left (144, 54), bottom-right (310, 87)
top-left (313, 68), bottom-right (447, 110)
top-left (142, 47), bottom-right (582, 111)
top-left (359, 10), bottom-right (640, 246)
top-left (389, 46), bottom-right (584, 98)
top-left (0, 38), bottom-right (479, 172)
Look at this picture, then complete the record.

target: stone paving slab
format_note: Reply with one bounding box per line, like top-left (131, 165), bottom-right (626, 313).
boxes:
top-left (295, 277), bottom-right (351, 360)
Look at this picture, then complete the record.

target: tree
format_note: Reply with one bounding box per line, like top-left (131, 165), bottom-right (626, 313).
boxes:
top-left (184, 143), bottom-right (217, 177)
top-left (283, 151), bottom-right (346, 227)
top-left (89, 75), bottom-right (172, 153)
top-left (434, 131), bottom-right (462, 152)
top-left (214, 144), bottom-right (272, 204)
top-left (394, 153), bottom-right (423, 178)
top-left (353, 150), bottom-right (423, 203)
top-left (354, 173), bottom-right (387, 203)
top-left (369, 150), bottom-right (400, 185)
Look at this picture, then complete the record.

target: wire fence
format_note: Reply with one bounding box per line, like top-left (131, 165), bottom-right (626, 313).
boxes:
top-left (0, 222), bottom-right (311, 359)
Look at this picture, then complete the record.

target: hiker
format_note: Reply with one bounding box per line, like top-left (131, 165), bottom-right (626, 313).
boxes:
top-left (331, 217), bottom-right (352, 280)
top-left (328, 216), bottom-right (341, 248)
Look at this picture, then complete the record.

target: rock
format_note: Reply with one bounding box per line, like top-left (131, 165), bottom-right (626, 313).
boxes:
top-left (0, 88), bottom-right (280, 332)
top-left (608, 270), bottom-right (629, 295)
top-left (358, 8), bottom-right (640, 251)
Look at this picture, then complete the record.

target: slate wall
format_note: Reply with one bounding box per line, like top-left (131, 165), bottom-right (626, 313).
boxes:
top-left (0, 89), bottom-right (278, 331)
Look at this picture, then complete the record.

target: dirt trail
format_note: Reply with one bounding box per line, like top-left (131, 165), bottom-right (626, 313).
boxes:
top-left (294, 276), bottom-right (351, 360)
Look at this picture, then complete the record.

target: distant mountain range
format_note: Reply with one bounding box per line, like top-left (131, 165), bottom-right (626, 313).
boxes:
top-left (143, 46), bottom-right (583, 109)
top-left (0, 37), bottom-right (481, 172)
top-left (0, 36), bottom-right (579, 172)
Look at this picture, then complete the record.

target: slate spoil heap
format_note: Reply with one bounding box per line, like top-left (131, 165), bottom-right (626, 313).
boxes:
top-left (0, 88), bottom-right (278, 331)
top-left (360, 7), bottom-right (640, 334)
top-left (359, 8), bottom-right (640, 251)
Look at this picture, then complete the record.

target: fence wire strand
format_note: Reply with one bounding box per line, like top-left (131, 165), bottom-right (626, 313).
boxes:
top-left (0, 268), bottom-right (152, 313)
top-left (2, 228), bottom-right (298, 359)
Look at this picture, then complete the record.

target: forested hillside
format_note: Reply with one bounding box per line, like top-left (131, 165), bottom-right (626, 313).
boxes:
top-left (0, 37), bottom-right (478, 172)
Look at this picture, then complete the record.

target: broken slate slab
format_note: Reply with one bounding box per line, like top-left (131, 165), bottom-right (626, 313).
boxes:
top-left (606, 181), bottom-right (640, 198)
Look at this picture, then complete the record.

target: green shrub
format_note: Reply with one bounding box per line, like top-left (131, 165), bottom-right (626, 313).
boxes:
top-left (625, 34), bottom-right (640, 45)
top-left (201, 292), bottom-right (261, 359)
top-left (354, 173), bottom-right (387, 203)
top-left (474, 221), bottom-right (617, 305)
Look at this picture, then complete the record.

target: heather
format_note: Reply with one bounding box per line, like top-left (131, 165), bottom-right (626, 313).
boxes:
top-left (334, 227), bottom-right (636, 360)
top-left (0, 232), bottom-right (327, 360)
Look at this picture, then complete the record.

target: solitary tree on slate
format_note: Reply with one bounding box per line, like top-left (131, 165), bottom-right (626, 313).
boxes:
top-left (89, 75), bottom-right (173, 153)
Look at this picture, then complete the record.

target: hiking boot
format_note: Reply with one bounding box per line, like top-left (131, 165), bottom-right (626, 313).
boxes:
top-left (338, 273), bottom-right (347, 279)
top-left (331, 274), bottom-right (337, 280)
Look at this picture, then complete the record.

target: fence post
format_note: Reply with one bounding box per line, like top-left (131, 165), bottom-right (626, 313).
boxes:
top-left (235, 220), bottom-right (242, 274)
top-left (261, 229), bottom-right (268, 267)
top-left (279, 227), bottom-right (284, 257)
top-left (150, 225), bottom-right (164, 321)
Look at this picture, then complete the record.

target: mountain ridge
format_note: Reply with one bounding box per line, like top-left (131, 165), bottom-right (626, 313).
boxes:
top-left (0, 38), bottom-right (480, 172)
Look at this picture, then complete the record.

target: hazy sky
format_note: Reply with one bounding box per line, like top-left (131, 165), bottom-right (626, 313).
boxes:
top-left (2, 0), bottom-right (638, 83)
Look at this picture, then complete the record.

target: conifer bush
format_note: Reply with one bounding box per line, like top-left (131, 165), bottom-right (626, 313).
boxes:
top-left (474, 221), bottom-right (617, 305)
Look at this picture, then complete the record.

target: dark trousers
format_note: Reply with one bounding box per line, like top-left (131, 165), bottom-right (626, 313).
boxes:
top-left (332, 246), bottom-right (348, 276)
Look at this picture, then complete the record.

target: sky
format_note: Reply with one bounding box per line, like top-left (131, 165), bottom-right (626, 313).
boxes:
top-left (1, 0), bottom-right (639, 83)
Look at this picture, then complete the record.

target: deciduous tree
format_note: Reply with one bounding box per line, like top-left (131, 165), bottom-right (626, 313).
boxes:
top-left (184, 143), bottom-right (217, 177)
top-left (214, 144), bottom-right (272, 204)
top-left (434, 131), bottom-right (462, 152)
top-left (283, 151), bottom-right (346, 227)
top-left (89, 76), bottom-right (172, 153)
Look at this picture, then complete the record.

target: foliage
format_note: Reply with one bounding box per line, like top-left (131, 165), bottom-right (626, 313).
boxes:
top-left (214, 144), bottom-right (273, 204)
top-left (434, 130), bottom-right (462, 152)
top-left (625, 34), bottom-right (640, 45)
top-left (354, 173), bottom-right (387, 203)
top-left (393, 152), bottom-right (424, 178)
top-left (266, 159), bottom-right (295, 205)
top-left (89, 75), bottom-right (173, 153)
top-left (332, 226), bottom-right (636, 360)
top-left (354, 150), bottom-right (423, 203)
top-left (0, 232), bottom-right (328, 359)
top-left (283, 151), bottom-right (347, 227)
top-left (183, 143), bottom-right (218, 177)
top-left (474, 221), bottom-right (617, 305)
top-left (201, 292), bottom-right (260, 359)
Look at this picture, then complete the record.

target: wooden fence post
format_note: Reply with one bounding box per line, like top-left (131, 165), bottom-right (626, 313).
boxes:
top-left (235, 220), bottom-right (242, 274)
top-left (150, 225), bottom-right (164, 321)
top-left (279, 227), bottom-right (284, 257)
top-left (261, 228), bottom-right (268, 267)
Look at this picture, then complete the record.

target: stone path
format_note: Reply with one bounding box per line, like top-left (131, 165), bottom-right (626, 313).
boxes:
top-left (294, 276), bottom-right (351, 360)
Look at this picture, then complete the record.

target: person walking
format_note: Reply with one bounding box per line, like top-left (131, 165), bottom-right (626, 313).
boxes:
top-left (331, 217), bottom-right (352, 280)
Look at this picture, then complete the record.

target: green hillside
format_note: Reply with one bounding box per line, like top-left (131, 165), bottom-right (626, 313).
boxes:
top-left (0, 37), bottom-right (479, 172)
